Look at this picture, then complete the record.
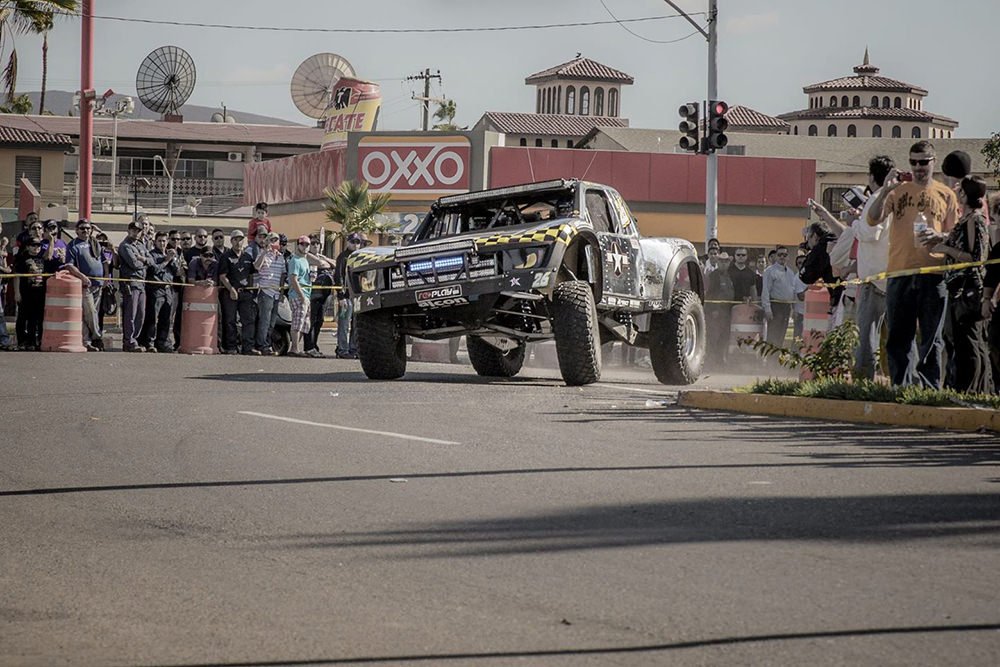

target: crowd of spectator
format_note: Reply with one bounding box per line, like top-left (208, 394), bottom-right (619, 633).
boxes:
top-left (0, 202), bottom-right (366, 359)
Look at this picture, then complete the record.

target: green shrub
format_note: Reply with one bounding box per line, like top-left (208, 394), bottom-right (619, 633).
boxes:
top-left (739, 321), bottom-right (860, 381)
top-left (743, 377), bottom-right (1000, 410)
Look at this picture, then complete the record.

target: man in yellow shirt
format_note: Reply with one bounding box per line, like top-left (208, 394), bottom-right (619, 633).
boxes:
top-left (867, 140), bottom-right (959, 387)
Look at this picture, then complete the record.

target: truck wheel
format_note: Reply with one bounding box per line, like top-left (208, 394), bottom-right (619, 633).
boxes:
top-left (550, 280), bottom-right (602, 386)
top-left (650, 289), bottom-right (705, 385)
top-left (357, 311), bottom-right (406, 380)
top-left (467, 336), bottom-right (525, 377)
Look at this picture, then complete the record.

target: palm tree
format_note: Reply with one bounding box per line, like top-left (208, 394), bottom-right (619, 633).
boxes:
top-left (0, 0), bottom-right (78, 105)
top-left (432, 99), bottom-right (460, 131)
top-left (323, 180), bottom-right (393, 243)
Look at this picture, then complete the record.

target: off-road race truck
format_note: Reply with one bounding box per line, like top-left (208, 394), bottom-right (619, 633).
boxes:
top-left (346, 179), bottom-right (706, 386)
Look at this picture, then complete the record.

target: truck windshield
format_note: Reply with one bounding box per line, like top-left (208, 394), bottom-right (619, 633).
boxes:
top-left (414, 191), bottom-right (575, 241)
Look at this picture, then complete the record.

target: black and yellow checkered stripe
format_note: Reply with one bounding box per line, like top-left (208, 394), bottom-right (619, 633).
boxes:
top-left (347, 251), bottom-right (388, 269)
top-left (474, 225), bottom-right (577, 249)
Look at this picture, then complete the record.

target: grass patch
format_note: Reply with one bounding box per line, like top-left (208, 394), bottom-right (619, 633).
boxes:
top-left (740, 377), bottom-right (1000, 410)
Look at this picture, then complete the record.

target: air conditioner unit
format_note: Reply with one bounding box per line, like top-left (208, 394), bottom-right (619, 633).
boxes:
top-left (67, 145), bottom-right (80, 155)
top-left (227, 152), bottom-right (243, 162)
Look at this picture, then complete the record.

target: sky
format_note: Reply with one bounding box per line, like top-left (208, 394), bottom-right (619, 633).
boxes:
top-left (9, 0), bottom-right (999, 137)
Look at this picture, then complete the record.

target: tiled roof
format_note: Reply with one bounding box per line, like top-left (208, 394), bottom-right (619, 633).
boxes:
top-left (525, 57), bottom-right (634, 84)
top-left (0, 115), bottom-right (322, 147)
top-left (578, 127), bottom-right (992, 174)
top-left (482, 112), bottom-right (629, 137)
top-left (804, 75), bottom-right (927, 94)
top-left (778, 106), bottom-right (958, 127)
top-left (0, 123), bottom-right (72, 147)
top-left (725, 105), bottom-right (789, 130)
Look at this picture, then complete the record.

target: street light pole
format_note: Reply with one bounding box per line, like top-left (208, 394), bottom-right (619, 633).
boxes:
top-left (78, 0), bottom-right (94, 218)
top-left (153, 155), bottom-right (174, 220)
top-left (110, 111), bottom-right (118, 208)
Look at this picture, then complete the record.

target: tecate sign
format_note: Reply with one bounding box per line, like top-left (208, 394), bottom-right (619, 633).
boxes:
top-left (359, 137), bottom-right (471, 194)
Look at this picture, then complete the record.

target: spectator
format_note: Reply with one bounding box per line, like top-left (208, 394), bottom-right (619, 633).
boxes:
top-left (251, 231), bottom-right (286, 355)
top-left (173, 232), bottom-right (193, 350)
top-left (118, 220), bottom-right (154, 352)
top-left (305, 233), bottom-right (336, 358)
top-left (941, 150), bottom-right (972, 202)
top-left (798, 220), bottom-right (842, 319)
top-left (729, 247), bottom-right (757, 302)
top-left (63, 220), bottom-right (105, 351)
top-left (754, 254), bottom-right (767, 296)
top-left (185, 229), bottom-right (210, 264)
top-left (14, 211), bottom-right (40, 249)
top-left (140, 232), bottom-right (183, 353)
top-left (13, 237), bottom-right (48, 350)
top-left (167, 229), bottom-right (181, 245)
top-left (218, 229), bottom-right (258, 355)
top-left (933, 176), bottom-right (992, 393)
top-left (95, 232), bottom-right (116, 337)
top-left (247, 202), bottom-right (271, 241)
top-left (210, 228), bottom-right (226, 262)
top-left (867, 140), bottom-right (959, 387)
top-left (286, 235), bottom-right (314, 357)
top-left (279, 233), bottom-right (290, 261)
top-left (761, 246), bottom-right (796, 348)
top-left (705, 251), bottom-right (735, 365)
top-left (333, 232), bottom-right (367, 359)
top-left (703, 245), bottom-right (720, 275)
top-left (767, 249), bottom-right (777, 266)
top-left (0, 236), bottom-right (14, 350)
top-left (981, 194), bottom-right (1000, 388)
top-left (792, 254), bottom-right (808, 339)
top-left (853, 155), bottom-right (894, 380)
top-left (186, 247), bottom-right (218, 286)
top-left (40, 220), bottom-right (67, 273)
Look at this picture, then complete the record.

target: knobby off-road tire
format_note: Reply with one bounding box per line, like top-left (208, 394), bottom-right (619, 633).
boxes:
top-left (356, 311), bottom-right (406, 380)
top-left (550, 280), bottom-right (602, 386)
top-left (467, 336), bottom-right (526, 377)
top-left (649, 289), bottom-right (705, 385)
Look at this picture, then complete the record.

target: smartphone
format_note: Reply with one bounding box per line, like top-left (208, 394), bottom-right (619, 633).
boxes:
top-left (806, 198), bottom-right (818, 208)
top-left (899, 172), bottom-right (913, 182)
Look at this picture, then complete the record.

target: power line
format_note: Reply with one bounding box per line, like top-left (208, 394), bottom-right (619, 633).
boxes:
top-left (53, 10), bottom-right (707, 34)
top-left (599, 0), bottom-right (705, 44)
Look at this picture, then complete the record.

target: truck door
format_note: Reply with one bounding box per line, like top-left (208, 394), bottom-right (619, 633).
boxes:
top-left (585, 188), bottom-right (640, 303)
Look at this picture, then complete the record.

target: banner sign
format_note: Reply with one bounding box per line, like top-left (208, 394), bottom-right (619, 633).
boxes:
top-left (321, 78), bottom-right (382, 150)
top-left (358, 136), bottom-right (471, 196)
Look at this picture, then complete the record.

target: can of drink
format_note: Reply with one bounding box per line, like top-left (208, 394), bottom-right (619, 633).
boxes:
top-left (913, 212), bottom-right (929, 248)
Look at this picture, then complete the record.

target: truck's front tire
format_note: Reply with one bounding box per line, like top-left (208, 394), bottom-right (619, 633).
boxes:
top-left (649, 289), bottom-right (705, 385)
top-left (467, 336), bottom-right (525, 377)
top-left (357, 311), bottom-right (406, 380)
top-left (550, 280), bottom-right (602, 386)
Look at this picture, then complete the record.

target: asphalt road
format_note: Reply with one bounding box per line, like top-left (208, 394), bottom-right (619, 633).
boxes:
top-left (1, 351), bottom-right (998, 667)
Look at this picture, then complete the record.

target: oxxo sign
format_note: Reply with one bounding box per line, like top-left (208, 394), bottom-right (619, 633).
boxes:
top-left (358, 136), bottom-right (471, 195)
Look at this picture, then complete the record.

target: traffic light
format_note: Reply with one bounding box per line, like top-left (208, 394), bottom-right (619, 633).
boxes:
top-left (677, 102), bottom-right (699, 153)
top-left (706, 100), bottom-right (729, 151)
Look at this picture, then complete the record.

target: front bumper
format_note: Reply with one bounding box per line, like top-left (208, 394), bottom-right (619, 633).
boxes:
top-left (353, 268), bottom-right (555, 313)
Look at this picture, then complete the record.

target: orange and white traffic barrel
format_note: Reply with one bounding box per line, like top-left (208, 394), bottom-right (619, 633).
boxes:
top-left (729, 303), bottom-right (764, 352)
top-left (179, 285), bottom-right (219, 355)
top-left (40, 270), bottom-right (86, 353)
top-left (800, 286), bottom-right (830, 380)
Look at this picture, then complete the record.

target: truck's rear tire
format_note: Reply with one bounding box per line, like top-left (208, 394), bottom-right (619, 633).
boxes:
top-left (649, 289), bottom-right (705, 385)
top-left (550, 280), bottom-right (602, 386)
top-left (467, 336), bottom-right (525, 377)
top-left (357, 311), bottom-right (406, 380)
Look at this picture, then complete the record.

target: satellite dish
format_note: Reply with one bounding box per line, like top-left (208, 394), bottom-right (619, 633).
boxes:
top-left (136, 46), bottom-right (197, 116)
top-left (290, 53), bottom-right (355, 119)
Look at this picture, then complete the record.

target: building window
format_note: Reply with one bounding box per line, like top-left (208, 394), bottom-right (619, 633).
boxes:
top-left (852, 95), bottom-right (860, 107)
top-left (580, 86), bottom-right (590, 115)
top-left (872, 125), bottom-right (882, 138)
top-left (808, 124), bottom-right (818, 136)
top-left (567, 139), bottom-right (573, 148)
top-left (557, 85), bottom-right (562, 113)
top-left (536, 89), bottom-right (542, 113)
top-left (847, 124), bottom-right (856, 137)
top-left (609, 89), bottom-right (618, 116)
top-left (551, 139), bottom-right (558, 147)
top-left (594, 88), bottom-right (604, 116)
top-left (912, 127), bottom-right (921, 138)
top-left (822, 185), bottom-right (856, 216)
top-left (519, 138), bottom-right (527, 146)
top-left (892, 125), bottom-right (901, 138)
top-left (882, 96), bottom-right (890, 108)
top-left (566, 86), bottom-right (575, 114)
top-left (13, 155), bottom-right (42, 207)
top-left (841, 95), bottom-right (849, 107)
top-left (794, 125), bottom-right (798, 135)
top-left (830, 97), bottom-right (838, 108)
top-left (871, 95), bottom-right (879, 107)
top-left (894, 96), bottom-right (902, 108)
top-left (535, 138), bottom-right (543, 147)
top-left (827, 124), bottom-right (837, 137)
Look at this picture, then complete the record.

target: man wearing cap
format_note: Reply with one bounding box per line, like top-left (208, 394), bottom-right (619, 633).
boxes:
top-left (868, 140), bottom-right (959, 387)
top-left (218, 229), bottom-right (258, 355)
top-left (62, 220), bottom-right (105, 351)
top-left (40, 220), bottom-right (67, 274)
top-left (251, 230), bottom-right (287, 355)
top-left (332, 233), bottom-right (366, 359)
top-left (247, 202), bottom-right (271, 241)
top-left (118, 220), bottom-right (155, 352)
top-left (286, 234), bottom-right (331, 356)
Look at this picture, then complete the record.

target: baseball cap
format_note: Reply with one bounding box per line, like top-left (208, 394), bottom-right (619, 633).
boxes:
top-left (230, 229), bottom-right (245, 239)
top-left (717, 251), bottom-right (731, 261)
top-left (278, 233), bottom-right (288, 243)
top-left (266, 231), bottom-right (280, 241)
top-left (128, 220), bottom-right (143, 230)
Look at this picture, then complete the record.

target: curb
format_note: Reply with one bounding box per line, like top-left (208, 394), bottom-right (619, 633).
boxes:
top-left (677, 390), bottom-right (999, 434)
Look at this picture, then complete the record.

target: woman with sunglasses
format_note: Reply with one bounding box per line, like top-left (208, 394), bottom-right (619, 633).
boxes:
top-left (13, 238), bottom-right (48, 350)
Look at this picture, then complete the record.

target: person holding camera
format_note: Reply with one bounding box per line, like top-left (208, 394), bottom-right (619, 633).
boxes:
top-left (250, 231), bottom-right (286, 355)
top-left (140, 232), bottom-right (183, 353)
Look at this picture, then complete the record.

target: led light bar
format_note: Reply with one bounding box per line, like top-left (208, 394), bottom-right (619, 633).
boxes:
top-left (395, 239), bottom-right (475, 260)
top-left (408, 255), bottom-right (465, 273)
top-left (436, 179), bottom-right (569, 207)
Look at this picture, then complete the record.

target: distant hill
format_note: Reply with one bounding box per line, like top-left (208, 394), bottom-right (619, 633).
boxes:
top-left (21, 90), bottom-right (309, 126)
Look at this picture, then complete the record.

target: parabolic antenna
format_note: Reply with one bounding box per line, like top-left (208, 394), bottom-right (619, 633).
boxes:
top-left (136, 46), bottom-right (197, 116)
top-left (290, 53), bottom-right (355, 119)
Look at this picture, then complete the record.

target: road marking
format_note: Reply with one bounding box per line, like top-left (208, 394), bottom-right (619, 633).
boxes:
top-left (239, 411), bottom-right (460, 445)
top-left (595, 383), bottom-right (675, 396)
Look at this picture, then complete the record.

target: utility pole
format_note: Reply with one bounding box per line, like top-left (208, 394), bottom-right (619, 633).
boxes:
top-left (663, 0), bottom-right (719, 251)
top-left (79, 0), bottom-right (94, 219)
top-left (406, 68), bottom-right (442, 131)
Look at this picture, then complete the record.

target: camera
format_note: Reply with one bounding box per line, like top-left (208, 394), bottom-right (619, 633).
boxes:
top-left (840, 186), bottom-right (867, 210)
top-left (899, 171), bottom-right (914, 182)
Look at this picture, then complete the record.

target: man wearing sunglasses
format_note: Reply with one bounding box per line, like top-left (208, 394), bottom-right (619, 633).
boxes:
top-left (62, 220), bottom-right (106, 351)
top-left (761, 246), bottom-right (796, 348)
top-left (867, 140), bottom-right (959, 387)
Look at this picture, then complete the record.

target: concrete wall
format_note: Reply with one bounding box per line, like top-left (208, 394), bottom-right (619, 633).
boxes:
top-left (0, 148), bottom-right (65, 213)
